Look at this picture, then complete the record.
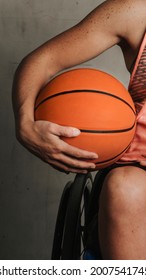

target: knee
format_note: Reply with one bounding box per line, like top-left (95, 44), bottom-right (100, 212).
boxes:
top-left (100, 166), bottom-right (146, 215)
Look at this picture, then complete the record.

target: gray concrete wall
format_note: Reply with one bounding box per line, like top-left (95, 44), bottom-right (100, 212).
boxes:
top-left (0, 0), bottom-right (129, 259)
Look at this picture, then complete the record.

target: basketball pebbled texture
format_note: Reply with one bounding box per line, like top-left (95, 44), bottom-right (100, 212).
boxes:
top-left (35, 68), bottom-right (136, 169)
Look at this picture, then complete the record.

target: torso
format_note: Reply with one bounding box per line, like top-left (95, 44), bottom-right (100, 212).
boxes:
top-left (117, 21), bottom-right (146, 163)
top-left (120, 25), bottom-right (146, 74)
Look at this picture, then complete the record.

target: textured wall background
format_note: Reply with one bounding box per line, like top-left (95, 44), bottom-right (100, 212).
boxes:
top-left (0, 0), bottom-right (129, 259)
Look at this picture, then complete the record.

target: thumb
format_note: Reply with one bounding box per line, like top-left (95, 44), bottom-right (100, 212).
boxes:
top-left (55, 124), bottom-right (81, 138)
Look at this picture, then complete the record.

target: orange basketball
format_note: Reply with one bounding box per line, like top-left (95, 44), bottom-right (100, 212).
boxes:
top-left (35, 68), bottom-right (136, 169)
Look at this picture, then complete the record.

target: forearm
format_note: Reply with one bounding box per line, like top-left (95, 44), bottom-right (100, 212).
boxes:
top-left (12, 49), bottom-right (56, 129)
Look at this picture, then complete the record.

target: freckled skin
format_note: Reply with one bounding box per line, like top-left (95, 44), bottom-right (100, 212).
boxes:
top-left (12, 0), bottom-right (146, 260)
top-left (12, 0), bottom-right (146, 171)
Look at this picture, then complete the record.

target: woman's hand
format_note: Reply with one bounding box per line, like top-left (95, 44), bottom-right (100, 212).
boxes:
top-left (16, 120), bottom-right (98, 173)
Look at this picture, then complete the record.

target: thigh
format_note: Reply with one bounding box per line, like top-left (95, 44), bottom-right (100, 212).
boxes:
top-left (99, 164), bottom-right (146, 219)
top-left (98, 165), bottom-right (146, 260)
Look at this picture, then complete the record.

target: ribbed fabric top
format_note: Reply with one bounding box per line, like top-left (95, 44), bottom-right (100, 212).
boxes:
top-left (118, 32), bottom-right (146, 162)
top-left (129, 32), bottom-right (146, 114)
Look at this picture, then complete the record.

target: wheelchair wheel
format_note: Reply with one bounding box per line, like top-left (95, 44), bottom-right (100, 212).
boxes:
top-left (51, 180), bottom-right (72, 260)
top-left (87, 168), bottom-right (110, 221)
top-left (51, 173), bottom-right (93, 260)
top-left (84, 168), bottom-right (110, 259)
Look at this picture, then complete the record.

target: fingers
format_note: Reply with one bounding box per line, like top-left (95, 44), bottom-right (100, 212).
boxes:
top-left (46, 143), bottom-right (97, 173)
top-left (47, 158), bottom-right (89, 174)
top-left (46, 122), bottom-right (98, 172)
top-left (44, 146), bottom-right (97, 173)
top-left (62, 141), bottom-right (98, 160)
top-left (139, 160), bottom-right (146, 166)
top-left (47, 122), bottom-right (81, 138)
top-left (47, 122), bottom-right (98, 159)
top-left (26, 121), bottom-right (98, 173)
top-left (52, 151), bottom-right (96, 168)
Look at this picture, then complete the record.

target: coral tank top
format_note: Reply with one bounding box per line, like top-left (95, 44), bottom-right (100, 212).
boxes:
top-left (119, 32), bottom-right (146, 162)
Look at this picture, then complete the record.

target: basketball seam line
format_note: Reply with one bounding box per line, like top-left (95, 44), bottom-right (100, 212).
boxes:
top-left (95, 144), bottom-right (130, 165)
top-left (80, 122), bottom-right (136, 133)
top-left (35, 89), bottom-right (136, 115)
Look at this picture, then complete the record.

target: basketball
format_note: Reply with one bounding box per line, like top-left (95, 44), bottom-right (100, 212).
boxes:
top-left (35, 68), bottom-right (136, 169)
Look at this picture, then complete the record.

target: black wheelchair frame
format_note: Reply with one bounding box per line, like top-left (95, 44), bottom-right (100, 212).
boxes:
top-left (51, 168), bottom-right (110, 260)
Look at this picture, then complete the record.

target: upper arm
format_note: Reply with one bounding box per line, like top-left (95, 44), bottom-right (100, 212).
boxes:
top-left (24, 0), bottom-right (145, 76)
top-left (42, 0), bottom-right (123, 72)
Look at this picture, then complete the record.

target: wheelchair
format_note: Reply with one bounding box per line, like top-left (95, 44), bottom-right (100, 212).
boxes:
top-left (51, 168), bottom-right (111, 260)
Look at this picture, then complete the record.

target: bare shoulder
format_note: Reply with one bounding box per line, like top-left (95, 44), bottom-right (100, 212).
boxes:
top-left (83, 0), bottom-right (146, 52)
top-left (112, 0), bottom-right (146, 49)
top-left (74, 0), bottom-right (146, 71)
top-left (26, 0), bottom-right (145, 74)
top-left (117, 0), bottom-right (146, 38)
top-left (83, 0), bottom-right (146, 38)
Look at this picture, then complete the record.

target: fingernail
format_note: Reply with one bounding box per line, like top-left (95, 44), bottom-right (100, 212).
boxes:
top-left (72, 128), bottom-right (80, 136)
top-left (92, 154), bottom-right (98, 158)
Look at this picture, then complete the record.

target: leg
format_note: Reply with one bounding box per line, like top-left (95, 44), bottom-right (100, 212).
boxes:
top-left (98, 166), bottom-right (146, 260)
